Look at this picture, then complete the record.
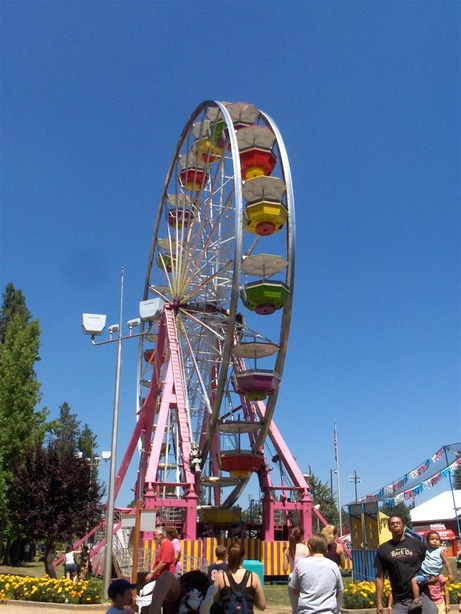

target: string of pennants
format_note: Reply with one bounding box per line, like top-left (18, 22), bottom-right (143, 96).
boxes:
top-left (363, 445), bottom-right (461, 506)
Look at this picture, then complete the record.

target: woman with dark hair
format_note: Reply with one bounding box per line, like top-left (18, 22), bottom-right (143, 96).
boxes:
top-left (213, 543), bottom-right (266, 612)
top-left (283, 527), bottom-right (309, 614)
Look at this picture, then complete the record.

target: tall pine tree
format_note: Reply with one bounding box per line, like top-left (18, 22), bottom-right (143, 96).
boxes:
top-left (0, 283), bottom-right (32, 343)
top-left (0, 284), bottom-right (47, 538)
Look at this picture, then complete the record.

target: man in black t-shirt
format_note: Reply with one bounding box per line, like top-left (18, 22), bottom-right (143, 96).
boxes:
top-left (375, 516), bottom-right (436, 614)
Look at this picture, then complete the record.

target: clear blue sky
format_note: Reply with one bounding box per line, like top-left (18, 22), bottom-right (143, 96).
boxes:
top-left (1, 1), bottom-right (459, 512)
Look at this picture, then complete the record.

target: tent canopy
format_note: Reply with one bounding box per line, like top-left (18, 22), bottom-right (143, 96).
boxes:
top-left (410, 489), bottom-right (461, 523)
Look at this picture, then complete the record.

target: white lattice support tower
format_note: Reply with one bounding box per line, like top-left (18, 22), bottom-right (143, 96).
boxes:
top-left (143, 305), bottom-right (198, 538)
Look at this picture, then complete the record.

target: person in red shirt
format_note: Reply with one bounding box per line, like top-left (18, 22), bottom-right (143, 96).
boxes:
top-left (146, 527), bottom-right (176, 582)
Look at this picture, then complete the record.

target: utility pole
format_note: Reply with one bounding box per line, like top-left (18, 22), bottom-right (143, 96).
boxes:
top-left (349, 470), bottom-right (361, 501)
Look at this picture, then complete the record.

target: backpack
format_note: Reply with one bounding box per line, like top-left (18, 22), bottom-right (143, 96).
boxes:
top-left (225, 570), bottom-right (251, 614)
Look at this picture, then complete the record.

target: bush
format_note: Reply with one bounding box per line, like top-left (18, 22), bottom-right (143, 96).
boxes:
top-left (0, 574), bottom-right (102, 604)
top-left (343, 580), bottom-right (391, 609)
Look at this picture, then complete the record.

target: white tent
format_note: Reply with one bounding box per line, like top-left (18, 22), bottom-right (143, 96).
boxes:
top-left (410, 489), bottom-right (461, 523)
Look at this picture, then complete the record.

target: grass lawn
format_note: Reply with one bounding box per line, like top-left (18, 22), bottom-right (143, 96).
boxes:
top-left (264, 584), bottom-right (290, 607)
top-left (0, 558), bottom-right (47, 578)
top-left (262, 573), bottom-right (353, 607)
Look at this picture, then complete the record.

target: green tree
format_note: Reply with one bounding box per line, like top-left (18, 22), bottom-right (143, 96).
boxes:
top-left (308, 473), bottom-right (340, 527)
top-left (0, 283), bottom-right (31, 344)
top-left (0, 285), bottom-right (104, 569)
top-left (54, 402), bottom-right (81, 455)
top-left (9, 405), bottom-right (104, 574)
top-left (9, 439), bottom-right (104, 573)
top-left (0, 284), bottom-right (47, 541)
top-left (453, 464), bottom-right (461, 490)
top-left (380, 501), bottom-right (413, 527)
top-left (78, 423), bottom-right (102, 492)
top-left (78, 424), bottom-right (97, 458)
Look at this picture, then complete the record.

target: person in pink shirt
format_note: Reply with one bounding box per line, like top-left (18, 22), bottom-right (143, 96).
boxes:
top-left (166, 526), bottom-right (182, 577)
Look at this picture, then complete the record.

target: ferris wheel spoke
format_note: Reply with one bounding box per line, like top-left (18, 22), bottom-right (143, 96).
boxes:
top-left (178, 308), bottom-right (226, 342)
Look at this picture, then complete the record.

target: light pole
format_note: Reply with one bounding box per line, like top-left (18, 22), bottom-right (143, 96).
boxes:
top-left (81, 268), bottom-right (163, 598)
top-left (349, 470), bottom-right (361, 502)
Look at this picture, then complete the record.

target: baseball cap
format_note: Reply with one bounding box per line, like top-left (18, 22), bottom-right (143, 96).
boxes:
top-left (108, 578), bottom-right (137, 599)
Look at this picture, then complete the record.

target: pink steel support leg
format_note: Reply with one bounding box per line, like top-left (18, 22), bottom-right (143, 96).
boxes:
top-left (262, 491), bottom-right (276, 541)
top-left (257, 403), bottom-right (313, 537)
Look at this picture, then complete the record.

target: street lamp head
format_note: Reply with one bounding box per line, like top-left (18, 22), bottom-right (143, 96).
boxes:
top-left (101, 451), bottom-right (111, 461)
top-left (108, 324), bottom-right (120, 335)
top-left (82, 313), bottom-right (107, 336)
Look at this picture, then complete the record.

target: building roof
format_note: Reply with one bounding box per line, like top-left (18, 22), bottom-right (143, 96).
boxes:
top-left (410, 489), bottom-right (461, 523)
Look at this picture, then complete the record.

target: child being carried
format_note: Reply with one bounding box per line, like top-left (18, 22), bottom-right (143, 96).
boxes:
top-left (409, 531), bottom-right (453, 612)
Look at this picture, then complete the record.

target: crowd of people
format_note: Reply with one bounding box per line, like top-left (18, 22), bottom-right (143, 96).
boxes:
top-left (104, 519), bottom-right (460, 614)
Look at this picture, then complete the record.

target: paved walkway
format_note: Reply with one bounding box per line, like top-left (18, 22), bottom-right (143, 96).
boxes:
top-left (0, 602), bottom-right (108, 613)
top-left (0, 602), bottom-right (291, 614)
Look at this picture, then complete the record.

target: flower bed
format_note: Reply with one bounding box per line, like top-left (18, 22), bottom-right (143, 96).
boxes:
top-left (0, 574), bottom-right (102, 604)
top-left (343, 581), bottom-right (461, 610)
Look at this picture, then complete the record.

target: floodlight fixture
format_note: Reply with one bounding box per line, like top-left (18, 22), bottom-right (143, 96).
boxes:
top-left (139, 298), bottom-right (164, 322)
top-left (127, 317), bottom-right (141, 329)
top-left (108, 324), bottom-right (120, 335)
top-left (101, 451), bottom-right (111, 461)
top-left (82, 313), bottom-right (107, 336)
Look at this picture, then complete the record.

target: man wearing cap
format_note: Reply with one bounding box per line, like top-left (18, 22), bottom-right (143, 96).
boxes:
top-left (145, 527), bottom-right (177, 582)
top-left (106, 578), bottom-right (137, 613)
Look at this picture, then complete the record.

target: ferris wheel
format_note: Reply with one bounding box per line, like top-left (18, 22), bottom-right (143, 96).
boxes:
top-left (136, 100), bottom-right (295, 514)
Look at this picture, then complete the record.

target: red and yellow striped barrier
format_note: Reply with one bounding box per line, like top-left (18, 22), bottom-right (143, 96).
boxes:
top-left (138, 538), bottom-right (352, 577)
